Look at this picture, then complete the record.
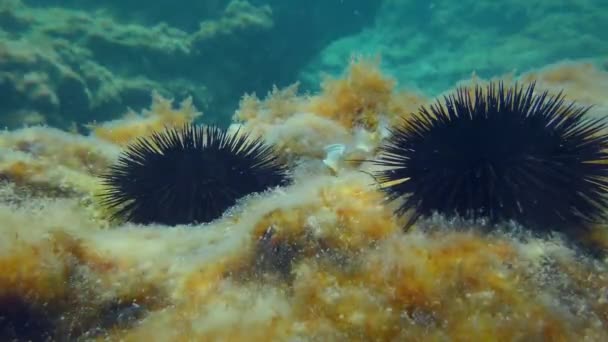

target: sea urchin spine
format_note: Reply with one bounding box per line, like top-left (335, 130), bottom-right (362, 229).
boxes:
top-left (100, 124), bottom-right (290, 226)
top-left (373, 82), bottom-right (608, 233)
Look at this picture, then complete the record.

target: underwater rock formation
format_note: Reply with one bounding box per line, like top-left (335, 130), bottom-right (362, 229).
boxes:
top-left (302, 0), bottom-right (608, 96)
top-left (1, 58), bottom-right (608, 340)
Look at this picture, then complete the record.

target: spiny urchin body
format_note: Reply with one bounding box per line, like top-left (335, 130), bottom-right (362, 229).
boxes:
top-left (373, 82), bottom-right (608, 233)
top-left (100, 124), bottom-right (290, 226)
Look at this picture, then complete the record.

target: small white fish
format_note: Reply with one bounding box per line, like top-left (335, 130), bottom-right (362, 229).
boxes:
top-left (322, 143), bottom-right (346, 174)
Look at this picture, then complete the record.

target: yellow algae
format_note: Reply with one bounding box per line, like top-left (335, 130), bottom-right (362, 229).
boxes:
top-left (585, 224), bottom-right (608, 253)
top-left (455, 61), bottom-right (608, 112)
top-left (2, 175), bottom-right (608, 339)
top-left (0, 154), bottom-right (100, 197)
top-left (248, 173), bottom-right (397, 254)
top-left (91, 91), bottom-right (202, 145)
top-left (1, 60), bottom-right (608, 341)
top-left (234, 83), bottom-right (302, 124)
top-left (232, 58), bottom-right (428, 167)
top-left (307, 58), bottom-right (395, 130)
top-left (386, 89), bottom-right (428, 124)
top-left (0, 245), bottom-right (69, 301)
top-left (520, 61), bottom-right (608, 108)
top-left (0, 126), bottom-right (119, 198)
top-left (317, 181), bottom-right (397, 249)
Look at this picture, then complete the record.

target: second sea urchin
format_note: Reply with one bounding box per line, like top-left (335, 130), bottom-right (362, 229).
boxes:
top-left (100, 124), bottom-right (290, 226)
top-left (373, 82), bottom-right (608, 232)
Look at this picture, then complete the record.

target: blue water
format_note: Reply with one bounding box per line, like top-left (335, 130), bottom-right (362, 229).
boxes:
top-left (0, 0), bottom-right (606, 127)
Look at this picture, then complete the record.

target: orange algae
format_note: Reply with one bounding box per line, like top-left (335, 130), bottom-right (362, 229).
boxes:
top-left (586, 224), bottom-right (608, 251)
top-left (250, 180), bottom-right (398, 253)
top-left (307, 58), bottom-right (394, 129)
top-left (1, 58), bottom-right (608, 340)
top-left (317, 183), bottom-right (398, 248)
top-left (307, 58), bottom-right (427, 130)
top-left (91, 91), bottom-right (202, 145)
top-left (3, 188), bottom-right (608, 340)
top-left (2, 160), bottom-right (42, 183)
top-left (233, 58), bottom-right (428, 131)
top-left (0, 244), bottom-right (69, 302)
top-left (234, 83), bottom-right (302, 124)
top-left (456, 61), bottom-right (608, 110)
top-left (520, 61), bottom-right (608, 106)
top-left (232, 58), bottom-right (428, 167)
top-left (287, 232), bottom-right (594, 341)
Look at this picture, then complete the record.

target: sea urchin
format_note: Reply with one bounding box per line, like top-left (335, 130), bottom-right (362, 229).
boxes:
top-left (373, 82), bottom-right (608, 233)
top-left (100, 124), bottom-right (290, 226)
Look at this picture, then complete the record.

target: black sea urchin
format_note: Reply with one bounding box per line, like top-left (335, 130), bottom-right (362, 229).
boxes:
top-left (100, 124), bottom-right (289, 226)
top-left (373, 82), bottom-right (608, 232)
